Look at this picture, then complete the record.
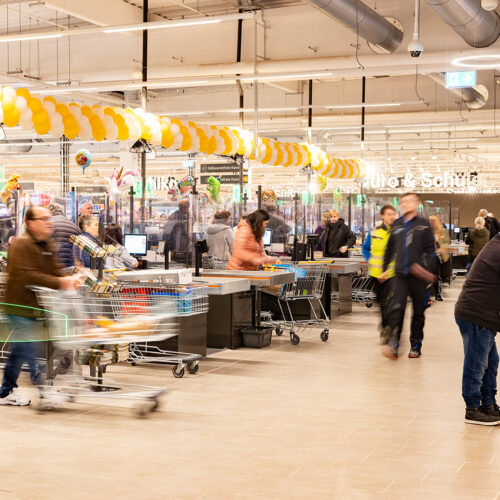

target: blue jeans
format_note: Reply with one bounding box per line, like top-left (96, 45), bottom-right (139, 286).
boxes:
top-left (456, 317), bottom-right (498, 409)
top-left (0, 315), bottom-right (44, 398)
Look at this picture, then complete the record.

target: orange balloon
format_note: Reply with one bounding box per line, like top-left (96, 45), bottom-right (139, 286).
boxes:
top-left (16, 88), bottom-right (31, 100)
top-left (28, 97), bottom-right (42, 114)
top-left (43, 96), bottom-right (57, 106)
top-left (161, 129), bottom-right (174, 149)
top-left (56, 103), bottom-right (69, 118)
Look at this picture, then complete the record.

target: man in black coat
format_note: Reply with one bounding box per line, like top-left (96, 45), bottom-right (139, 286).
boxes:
top-left (48, 203), bottom-right (81, 270)
top-left (455, 235), bottom-right (500, 426)
top-left (478, 209), bottom-right (500, 240)
top-left (322, 210), bottom-right (356, 258)
top-left (381, 192), bottom-right (436, 360)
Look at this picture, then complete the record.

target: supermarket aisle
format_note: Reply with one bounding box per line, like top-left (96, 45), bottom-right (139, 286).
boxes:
top-left (1, 278), bottom-right (499, 499)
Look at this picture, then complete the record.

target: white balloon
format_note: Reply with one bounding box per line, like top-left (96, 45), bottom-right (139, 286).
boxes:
top-left (50, 125), bottom-right (64, 138)
top-left (50, 112), bottom-right (63, 127)
top-left (79, 126), bottom-right (92, 141)
top-left (78, 116), bottom-right (90, 129)
top-left (43, 101), bottom-right (56, 114)
top-left (2, 86), bottom-right (16, 101)
top-left (15, 96), bottom-right (27, 112)
top-left (69, 105), bottom-right (82, 121)
top-left (92, 107), bottom-right (104, 120)
top-left (107, 124), bottom-right (118, 141)
top-left (20, 119), bottom-right (33, 130)
top-left (170, 124), bottom-right (180, 136)
top-left (151, 130), bottom-right (162, 146)
top-left (20, 108), bottom-right (32, 122)
top-left (172, 133), bottom-right (183, 150)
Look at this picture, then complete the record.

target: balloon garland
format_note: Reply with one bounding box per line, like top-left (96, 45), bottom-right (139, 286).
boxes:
top-left (0, 86), bottom-right (365, 180)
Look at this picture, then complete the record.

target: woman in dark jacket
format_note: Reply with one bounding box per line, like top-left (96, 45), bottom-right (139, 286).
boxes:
top-left (322, 210), bottom-right (356, 258)
top-left (466, 216), bottom-right (490, 272)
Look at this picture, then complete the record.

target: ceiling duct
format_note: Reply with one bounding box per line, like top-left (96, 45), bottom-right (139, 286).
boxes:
top-left (307, 0), bottom-right (403, 53)
top-left (426, 0), bottom-right (500, 47)
top-left (428, 72), bottom-right (489, 108)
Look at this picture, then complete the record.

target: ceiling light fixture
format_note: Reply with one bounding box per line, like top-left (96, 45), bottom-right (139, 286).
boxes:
top-left (239, 72), bottom-right (332, 82)
top-left (452, 54), bottom-right (500, 69)
top-left (0, 12), bottom-right (256, 43)
top-left (0, 33), bottom-right (63, 43)
top-left (103, 19), bottom-right (221, 33)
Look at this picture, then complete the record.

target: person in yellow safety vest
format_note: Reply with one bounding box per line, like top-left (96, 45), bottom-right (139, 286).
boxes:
top-left (361, 204), bottom-right (397, 336)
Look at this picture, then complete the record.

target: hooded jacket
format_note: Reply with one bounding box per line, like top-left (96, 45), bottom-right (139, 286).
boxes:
top-left (50, 211), bottom-right (81, 268)
top-left (227, 221), bottom-right (268, 271)
top-left (466, 227), bottom-right (490, 259)
top-left (204, 221), bottom-right (234, 261)
top-left (455, 236), bottom-right (500, 332)
top-left (484, 216), bottom-right (500, 240)
top-left (322, 218), bottom-right (356, 258)
top-left (383, 214), bottom-right (435, 277)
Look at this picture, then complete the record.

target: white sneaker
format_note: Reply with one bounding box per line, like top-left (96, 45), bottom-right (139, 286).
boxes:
top-left (0, 390), bottom-right (31, 406)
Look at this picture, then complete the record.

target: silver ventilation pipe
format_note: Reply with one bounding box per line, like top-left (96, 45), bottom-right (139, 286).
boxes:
top-left (426, 0), bottom-right (500, 48)
top-left (428, 72), bottom-right (489, 108)
top-left (307, 0), bottom-right (403, 53)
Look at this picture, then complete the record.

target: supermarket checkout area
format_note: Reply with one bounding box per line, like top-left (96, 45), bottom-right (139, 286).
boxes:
top-left (114, 268), bottom-right (295, 351)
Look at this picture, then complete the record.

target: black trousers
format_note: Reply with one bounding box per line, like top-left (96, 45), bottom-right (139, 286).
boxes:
top-left (387, 275), bottom-right (427, 350)
top-left (372, 278), bottom-right (393, 328)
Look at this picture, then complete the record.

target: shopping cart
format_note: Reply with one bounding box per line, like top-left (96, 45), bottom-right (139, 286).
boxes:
top-left (203, 255), bottom-right (227, 270)
top-left (351, 274), bottom-right (376, 308)
top-left (124, 284), bottom-right (209, 378)
top-left (23, 285), bottom-right (182, 416)
top-left (265, 263), bottom-right (330, 345)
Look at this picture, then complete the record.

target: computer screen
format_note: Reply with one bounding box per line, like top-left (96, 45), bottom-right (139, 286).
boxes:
top-left (124, 233), bottom-right (148, 256)
top-left (287, 234), bottom-right (295, 246)
top-left (263, 229), bottom-right (272, 247)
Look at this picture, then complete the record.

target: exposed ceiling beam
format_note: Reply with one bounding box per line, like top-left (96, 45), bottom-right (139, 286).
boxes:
top-left (44, 0), bottom-right (145, 26)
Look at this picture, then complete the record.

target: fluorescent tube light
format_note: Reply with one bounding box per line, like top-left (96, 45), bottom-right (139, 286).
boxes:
top-left (0, 33), bottom-right (63, 43)
top-left (103, 19), bottom-right (220, 33)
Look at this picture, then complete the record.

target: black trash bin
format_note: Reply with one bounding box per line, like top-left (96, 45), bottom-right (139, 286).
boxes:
top-left (241, 326), bottom-right (272, 348)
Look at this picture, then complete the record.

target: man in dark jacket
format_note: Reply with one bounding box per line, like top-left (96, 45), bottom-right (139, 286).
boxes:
top-left (478, 209), bottom-right (500, 240)
top-left (322, 210), bottom-right (356, 258)
top-left (48, 203), bottom-right (81, 269)
top-left (264, 205), bottom-right (291, 244)
top-left (0, 206), bottom-right (79, 406)
top-left (455, 235), bottom-right (500, 426)
top-left (381, 192), bottom-right (436, 359)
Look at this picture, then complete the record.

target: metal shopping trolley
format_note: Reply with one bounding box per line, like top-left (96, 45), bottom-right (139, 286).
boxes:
top-left (351, 274), bottom-right (377, 308)
top-left (124, 284), bottom-right (209, 378)
top-left (23, 285), bottom-right (183, 416)
top-left (267, 263), bottom-right (330, 345)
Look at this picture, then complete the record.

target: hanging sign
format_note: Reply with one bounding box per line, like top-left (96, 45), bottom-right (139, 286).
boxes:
top-left (200, 175), bottom-right (240, 184)
top-left (200, 163), bottom-right (240, 173)
top-left (445, 71), bottom-right (476, 88)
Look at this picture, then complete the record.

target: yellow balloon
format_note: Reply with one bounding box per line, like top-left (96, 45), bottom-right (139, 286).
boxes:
top-left (161, 129), bottom-right (174, 149)
top-left (3, 108), bottom-right (19, 127)
top-left (43, 96), bottom-right (57, 106)
top-left (16, 88), bottom-right (31, 101)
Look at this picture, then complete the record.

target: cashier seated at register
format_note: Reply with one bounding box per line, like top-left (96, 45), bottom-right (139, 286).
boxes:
top-left (77, 214), bottom-right (104, 268)
top-left (103, 224), bottom-right (138, 270)
top-left (321, 210), bottom-right (356, 258)
top-left (227, 209), bottom-right (278, 271)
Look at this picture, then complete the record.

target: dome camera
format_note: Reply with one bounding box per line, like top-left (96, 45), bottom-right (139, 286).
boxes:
top-left (408, 40), bottom-right (424, 58)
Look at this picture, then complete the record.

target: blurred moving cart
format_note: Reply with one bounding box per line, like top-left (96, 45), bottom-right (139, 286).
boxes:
top-left (30, 284), bottom-right (183, 416)
top-left (111, 270), bottom-right (209, 378)
top-left (262, 263), bottom-right (330, 345)
top-left (123, 284), bottom-right (208, 378)
top-left (351, 275), bottom-right (377, 308)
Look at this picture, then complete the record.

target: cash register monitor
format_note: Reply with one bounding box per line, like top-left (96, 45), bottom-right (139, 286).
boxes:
top-left (263, 229), bottom-right (272, 247)
top-left (287, 234), bottom-right (296, 246)
top-left (124, 233), bottom-right (148, 256)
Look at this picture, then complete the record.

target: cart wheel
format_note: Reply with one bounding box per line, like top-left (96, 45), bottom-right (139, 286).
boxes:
top-left (365, 301), bottom-right (373, 308)
top-left (290, 333), bottom-right (300, 345)
top-left (134, 400), bottom-right (158, 418)
top-left (320, 329), bottom-right (329, 342)
top-left (275, 327), bottom-right (283, 336)
top-left (172, 365), bottom-right (185, 378)
top-left (130, 361), bottom-right (137, 367)
top-left (187, 362), bottom-right (199, 375)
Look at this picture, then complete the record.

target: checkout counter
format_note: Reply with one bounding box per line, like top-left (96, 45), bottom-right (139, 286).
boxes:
top-left (198, 269), bottom-right (295, 349)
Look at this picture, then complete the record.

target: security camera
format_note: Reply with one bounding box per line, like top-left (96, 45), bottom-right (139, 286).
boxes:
top-left (408, 40), bottom-right (424, 58)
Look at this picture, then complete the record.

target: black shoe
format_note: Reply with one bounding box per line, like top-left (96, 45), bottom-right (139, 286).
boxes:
top-left (465, 407), bottom-right (500, 426)
top-left (381, 344), bottom-right (398, 360)
top-left (481, 403), bottom-right (500, 418)
top-left (435, 294), bottom-right (443, 301)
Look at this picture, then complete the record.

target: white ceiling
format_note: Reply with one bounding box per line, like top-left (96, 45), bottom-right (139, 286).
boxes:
top-left (0, 0), bottom-right (500, 194)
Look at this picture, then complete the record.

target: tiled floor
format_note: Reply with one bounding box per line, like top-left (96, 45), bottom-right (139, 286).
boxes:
top-left (1, 278), bottom-right (500, 499)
